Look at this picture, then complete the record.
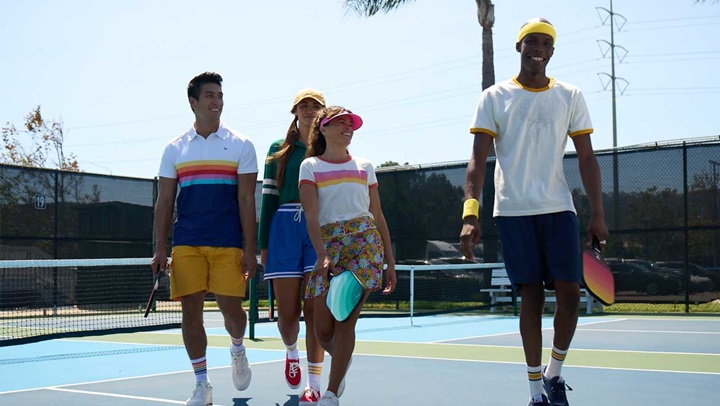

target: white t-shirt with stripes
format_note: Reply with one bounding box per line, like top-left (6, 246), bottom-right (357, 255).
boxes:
top-left (299, 155), bottom-right (378, 227)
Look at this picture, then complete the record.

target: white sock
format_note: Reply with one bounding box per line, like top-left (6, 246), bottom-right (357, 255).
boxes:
top-left (527, 365), bottom-right (543, 399)
top-left (286, 341), bottom-right (299, 360)
top-left (307, 361), bottom-right (323, 390)
top-left (191, 356), bottom-right (208, 382)
top-left (231, 336), bottom-right (245, 354)
top-left (545, 346), bottom-right (568, 378)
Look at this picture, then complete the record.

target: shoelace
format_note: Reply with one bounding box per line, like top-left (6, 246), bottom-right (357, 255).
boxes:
top-left (288, 360), bottom-right (300, 378)
top-left (233, 352), bottom-right (248, 371)
top-left (550, 379), bottom-right (572, 398)
top-left (302, 387), bottom-right (320, 399)
top-left (192, 382), bottom-right (210, 395)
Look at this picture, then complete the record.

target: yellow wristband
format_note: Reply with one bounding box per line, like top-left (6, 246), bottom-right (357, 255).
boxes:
top-left (462, 198), bottom-right (480, 219)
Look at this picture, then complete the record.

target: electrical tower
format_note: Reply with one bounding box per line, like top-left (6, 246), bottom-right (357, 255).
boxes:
top-left (596, 0), bottom-right (628, 231)
top-left (596, 0), bottom-right (629, 149)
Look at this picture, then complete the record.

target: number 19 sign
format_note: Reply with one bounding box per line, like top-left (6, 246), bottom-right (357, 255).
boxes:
top-left (34, 194), bottom-right (47, 210)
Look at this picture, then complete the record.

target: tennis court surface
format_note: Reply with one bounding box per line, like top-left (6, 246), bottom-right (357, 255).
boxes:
top-left (1, 313), bottom-right (718, 405)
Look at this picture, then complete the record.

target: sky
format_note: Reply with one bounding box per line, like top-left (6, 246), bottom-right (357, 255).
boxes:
top-left (1, 0), bottom-right (718, 180)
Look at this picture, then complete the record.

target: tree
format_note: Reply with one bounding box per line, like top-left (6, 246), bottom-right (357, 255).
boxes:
top-left (345, 1), bottom-right (500, 262)
top-left (378, 160), bottom-right (409, 167)
top-left (344, 0), bottom-right (496, 90)
top-left (1, 106), bottom-right (79, 171)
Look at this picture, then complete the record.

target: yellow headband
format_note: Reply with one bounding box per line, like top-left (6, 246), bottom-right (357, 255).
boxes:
top-left (517, 21), bottom-right (556, 44)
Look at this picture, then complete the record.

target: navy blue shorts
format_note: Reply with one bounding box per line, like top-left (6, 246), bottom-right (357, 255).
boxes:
top-left (495, 211), bottom-right (581, 291)
top-left (264, 203), bottom-right (317, 280)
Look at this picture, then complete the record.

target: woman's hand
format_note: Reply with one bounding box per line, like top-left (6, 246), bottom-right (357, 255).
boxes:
top-left (315, 253), bottom-right (335, 280)
top-left (382, 263), bottom-right (397, 294)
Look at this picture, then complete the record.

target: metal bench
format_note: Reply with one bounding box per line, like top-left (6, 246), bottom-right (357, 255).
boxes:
top-left (481, 268), bottom-right (600, 315)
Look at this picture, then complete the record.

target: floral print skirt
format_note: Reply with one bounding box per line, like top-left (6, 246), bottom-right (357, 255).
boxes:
top-left (305, 216), bottom-right (384, 299)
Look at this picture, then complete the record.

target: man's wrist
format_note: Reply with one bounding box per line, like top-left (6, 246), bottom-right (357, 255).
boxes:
top-left (462, 198), bottom-right (480, 219)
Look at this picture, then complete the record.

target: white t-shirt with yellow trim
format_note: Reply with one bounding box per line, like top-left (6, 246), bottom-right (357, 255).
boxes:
top-left (469, 77), bottom-right (593, 217)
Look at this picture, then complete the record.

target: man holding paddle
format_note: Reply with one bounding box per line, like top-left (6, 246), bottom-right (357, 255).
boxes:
top-left (459, 18), bottom-right (609, 406)
top-left (151, 72), bottom-right (258, 406)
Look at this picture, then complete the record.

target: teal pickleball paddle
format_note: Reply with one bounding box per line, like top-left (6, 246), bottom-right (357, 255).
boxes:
top-left (326, 271), bottom-right (364, 322)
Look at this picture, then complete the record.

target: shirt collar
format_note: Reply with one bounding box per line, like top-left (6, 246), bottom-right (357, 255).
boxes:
top-left (188, 122), bottom-right (230, 140)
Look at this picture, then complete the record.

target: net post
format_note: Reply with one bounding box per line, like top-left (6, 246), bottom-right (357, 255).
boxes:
top-left (409, 265), bottom-right (415, 326)
top-left (249, 274), bottom-right (257, 340)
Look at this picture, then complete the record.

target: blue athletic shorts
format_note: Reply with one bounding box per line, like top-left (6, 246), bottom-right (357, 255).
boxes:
top-left (495, 211), bottom-right (581, 291)
top-left (264, 203), bottom-right (316, 280)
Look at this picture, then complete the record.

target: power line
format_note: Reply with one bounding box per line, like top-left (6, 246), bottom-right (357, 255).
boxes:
top-left (627, 15), bottom-right (720, 24)
top-left (623, 21), bottom-right (720, 32)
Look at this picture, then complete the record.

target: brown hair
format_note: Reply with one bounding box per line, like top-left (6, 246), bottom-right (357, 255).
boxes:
top-left (307, 106), bottom-right (347, 158)
top-left (267, 92), bottom-right (325, 189)
top-left (266, 118), bottom-right (300, 189)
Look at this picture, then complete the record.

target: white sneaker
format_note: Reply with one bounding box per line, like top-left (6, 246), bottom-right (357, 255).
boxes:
top-left (336, 356), bottom-right (352, 398)
top-left (231, 350), bottom-right (252, 390)
top-left (317, 391), bottom-right (339, 406)
top-left (185, 381), bottom-right (212, 406)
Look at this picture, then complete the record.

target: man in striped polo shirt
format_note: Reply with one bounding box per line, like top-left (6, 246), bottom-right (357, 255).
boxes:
top-left (151, 72), bottom-right (258, 406)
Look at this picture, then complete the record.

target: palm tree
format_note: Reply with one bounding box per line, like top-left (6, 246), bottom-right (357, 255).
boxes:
top-left (344, 0), bottom-right (496, 91)
top-left (345, 1), bottom-right (500, 263)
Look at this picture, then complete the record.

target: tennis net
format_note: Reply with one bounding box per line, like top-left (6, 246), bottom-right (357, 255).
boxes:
top-left (0, 258), bottom-right (181, 345)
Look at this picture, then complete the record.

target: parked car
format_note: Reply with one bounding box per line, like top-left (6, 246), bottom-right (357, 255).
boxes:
top-left (606, 260), bottom-right (681, 295)
top-left (653, 261), bottom-right (719, 292)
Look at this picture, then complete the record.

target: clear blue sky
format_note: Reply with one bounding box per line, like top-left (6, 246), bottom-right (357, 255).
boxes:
top-left (1, 0), bottom-right (718, 179)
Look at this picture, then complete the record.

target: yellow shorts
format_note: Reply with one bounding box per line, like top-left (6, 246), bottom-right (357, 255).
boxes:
top-left (170, 246), bottom-right (246, 299)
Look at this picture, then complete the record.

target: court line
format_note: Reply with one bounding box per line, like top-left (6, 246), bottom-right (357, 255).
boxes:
top-left (427, 341), bottom-right (720, 357)
top-left (347, 353), bottom-right (720, 376)
top-left (370, 335), bottom-right (720, 356)
top-left (432, 317), bottom-right (628, 343)
top-left (601, 316), bottom-right (720, 322)
top-left (578, 328), bottom-right (720, 335)
top-left (47, 387), bottom-right (197, 405)
top-left (0, 359), bottom-right (281, 396)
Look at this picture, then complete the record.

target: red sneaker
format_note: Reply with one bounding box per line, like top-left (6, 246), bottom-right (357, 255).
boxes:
top-left (285, 355), bottom-right (302, 389)
top-left (299, 386), bottom-right (321, 406)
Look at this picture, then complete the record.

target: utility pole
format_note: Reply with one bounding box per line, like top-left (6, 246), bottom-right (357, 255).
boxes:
top-left (596, 0), bottom-right (628, 230)
top-left (710, 159), bottom-right (720, 267)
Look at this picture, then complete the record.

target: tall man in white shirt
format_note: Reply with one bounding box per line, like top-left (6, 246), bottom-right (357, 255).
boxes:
top-left (459, 19), bottom-right (609, 406)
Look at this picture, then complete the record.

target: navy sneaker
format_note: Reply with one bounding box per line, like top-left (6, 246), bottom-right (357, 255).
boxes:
top-left (542, 371), bottom-right (572, 406)
top-left (528, 394), bottom-right (550, 406)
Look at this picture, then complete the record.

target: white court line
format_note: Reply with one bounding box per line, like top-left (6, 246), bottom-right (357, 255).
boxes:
top-left (432, 317), bottom-right (628, 343)
top-left (0, 359), bottom-right (281, 396)
top-left (414, 340), bottom-right (720, 357)
top-left (578, 328), bottom-right (720, 335)
top-left (604, 316), bottom-right (720, 322)
top-left (47, 387), bottom-right (195, 405)
top-left (349, 352), bottom-right (720, 376)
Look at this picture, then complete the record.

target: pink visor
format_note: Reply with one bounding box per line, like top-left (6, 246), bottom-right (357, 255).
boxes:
top-left (320, 110), bottom-right (363, 130)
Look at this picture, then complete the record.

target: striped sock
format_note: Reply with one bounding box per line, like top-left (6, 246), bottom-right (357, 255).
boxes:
top-left (527, 365), bottom-right (544, 399)
top-left (191, 356), bottom-right (208, 382)
top-left (307, 362), bottom-right (323, 391)
top-left (545, 346), bottom-right (568, 378)
top-left (286, 341), bottom-right (299, 360)
top-left (231, 336), bottom-right (245, 354)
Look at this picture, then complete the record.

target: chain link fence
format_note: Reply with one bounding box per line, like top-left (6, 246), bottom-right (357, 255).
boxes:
top-left (2, 136), bottom-right (720, 316)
